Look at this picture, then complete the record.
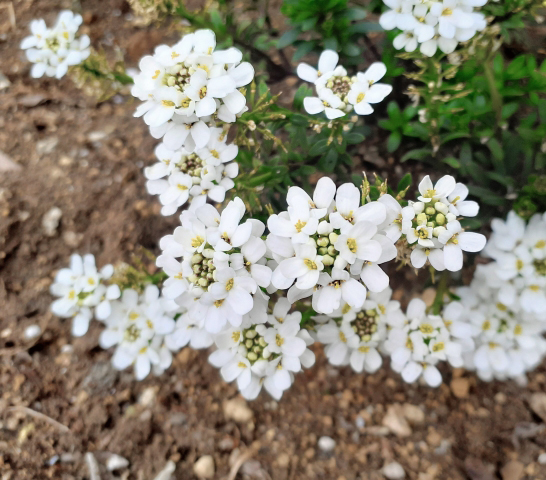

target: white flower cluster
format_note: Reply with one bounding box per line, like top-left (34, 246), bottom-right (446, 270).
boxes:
top-left (316, 288), bottom-right (404, 373)
top-left (384, 297), bottom-right (470, 386)
top-left (209, 297), bottom-right (315, 400)
top-left (157, 197), bottom-right (272, 333)
top-left (144, 128), bottom-right (239, 215)
top-left (131, 29), bottom-right (254, 152)
top-left (50, 254), bottom-right (120, 337)
top-left (21, 11), bottom-right (91, 79)
top-left (399, 175), bottom-right (486, 272)
top-left (380, 0), bottom-right (488, 57)
top-left (267, 177), bottom-right (400, 314)
top-left (445, 211), bottom-right (546, 382)
top-left (99, 285), bottom-right (181, 380)
top-left (297, 50), bottom-right (392, 119)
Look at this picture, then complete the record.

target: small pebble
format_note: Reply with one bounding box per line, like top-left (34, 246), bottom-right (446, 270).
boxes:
top-left (42, 207), bottom-right (62, 237)
top-left (106, 453), bottom-right (129, 471)
top-left (382, 461), bottom-right (406, 479)
top-left (24, 325), bottom-right (42, 340)
top-left (193, 455), bottom-right (215, 479)
top-left (318, 436), bottom-right (336, 452)
top-left (223, 397), bottom-right (253, 423)
top-left (538, 453), bottom-right (546, 464)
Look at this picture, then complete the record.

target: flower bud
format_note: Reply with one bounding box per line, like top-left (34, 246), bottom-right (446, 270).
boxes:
top-left (433, 226), bottom-right (446, 237)
top-left (322, 254), bottom-right (334, 266)
top-left (416, 213), bottom-right (428, 225)
top-left (317, 237), bottom-right (329, 247)
top-left (318, 221), bottom-right (333, 235)
top-left (329, 232), bottom-right (339, 244)
top-left (191, 253), bottom-right (203, 264)
top-left (412, 202), bottom-right (425, 214)
top-left (327, 245), bottom-right (337, 256)
top-left (435, 202), bottom-right (449, 214)
top-left (435, 213), bottom-right (446, 225)
top-left (247, 351), bottom-right (258, 362)
top-left (245, 329), bottom-right (257, 339)
top-left (425, 207), bottom-right (436, 216)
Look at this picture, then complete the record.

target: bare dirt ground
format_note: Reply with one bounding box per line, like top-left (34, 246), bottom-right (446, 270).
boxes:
top-left (1, 1), bottom-right (546, 479)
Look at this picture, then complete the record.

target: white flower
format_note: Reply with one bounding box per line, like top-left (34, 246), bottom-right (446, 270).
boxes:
top-left (380, 0), bottom-right (489, 55)
top-left (99, 286), bottom-right (179, 380)
top-left (303, 88), bottom-right (346, 119)
top-left (447, 183), bottom-right (479, 217)
top-left (347, 81), bottom-right (393, 115)
top-left (21, 10), bottom-right (90, 79)
top-left (279, 244), bottom-right (324, 290)
top-left (438, 220), bottom-right (486, 272)
top-left (297, 50), bottom-right (339, 84)
top-left (132, 29), bottom-right (253, 151)
top-left (50, 254), bottom-right (120, 336)
top-left (417, 175), bottom-right (456, 203)
top-left (208, 297), bottom-right (314, 400)
top-left (298, 51), bottom-right (391, 119)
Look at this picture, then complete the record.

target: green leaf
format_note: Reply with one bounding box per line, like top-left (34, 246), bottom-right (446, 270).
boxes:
top-left (293, 84), bottom-right (314, 110)
top-left (323, 38), bottom-right (338, 50)
top-left (387, 132), bottom-right (401, 152)
top-left (309, 139), bottom-right (329, 156)
top-left (344, 8), bottom-right (367, 21)
top-left (343, 43), bottom-right (360, 56)
top-left (293, 41), bottom-right (315, 61)
top-left (400, 148), bottom-right (433, 163)
top-left (442, 156), bottom-right (461, 169)
top-left (347, 22), bottom-right (384, 34)
top-left (318, 148), bottom-right (338, 172)
top-left (345, 133), bottom-right (365, 145)
top-left (277, 29), bottom-right (300, 49)
top-left (397, 173), bottom-right (412, 192)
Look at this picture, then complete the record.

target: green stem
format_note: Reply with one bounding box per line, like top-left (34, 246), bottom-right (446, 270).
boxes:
top-left (483, 58), bottom-right (502, 126)
top-left (113, 71), bottom-right (135, 85)
top-left (246, 171), bottom-right (275, 187)
top-left (431, 270), bottom-right (449, 315)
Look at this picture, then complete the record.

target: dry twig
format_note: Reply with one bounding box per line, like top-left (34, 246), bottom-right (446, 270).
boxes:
top-left (85, 452), bottom-right (102, 480)
top-left (6, 406), bottom-right (70, 433)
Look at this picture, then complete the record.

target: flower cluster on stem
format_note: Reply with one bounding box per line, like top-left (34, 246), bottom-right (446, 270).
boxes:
top-left (380, 0), bottom-right (488, 57)
top-left (21, 11), bottom-right (91, 79)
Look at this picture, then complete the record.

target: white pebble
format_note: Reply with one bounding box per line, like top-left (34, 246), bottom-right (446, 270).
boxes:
top-left (318, 436), bottom-right (336, 452)
top-left (106, 453), bottom-right (129, 471)
top-left (24, 325), bottom-right (42, 340)
top-left (382, 461), bottom-right (406, 479)
top-left (193, 455), bottom-right (215, 479)
top-left (538, 453), bottom-right (546, 464)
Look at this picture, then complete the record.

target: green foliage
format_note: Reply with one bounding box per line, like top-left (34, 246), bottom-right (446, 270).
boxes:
top-left (279, 0), bottom-right (372, 64)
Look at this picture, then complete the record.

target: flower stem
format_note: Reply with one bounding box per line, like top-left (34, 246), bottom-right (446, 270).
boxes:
top-left (431, 270), bottom-right (449, 315)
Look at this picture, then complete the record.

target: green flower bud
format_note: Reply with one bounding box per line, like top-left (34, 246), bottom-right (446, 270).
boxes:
top-left (322, 254), bottom-right (334, 266)
top-left (191, 253), bottom-right (203, 264)
top-left (198, 278), bottom-right (209, 287)
top-left (317, 237), bottom-right (329, 247)
top-left (327, 245), bottom-right (337, 256)
top-left (245, 339), bottom-right (254, 349)
top-left (329, 232), bottom-right (339, 244)
top-left (245, 329), bottom-right (257, 339)
top-left (416, 213), bottom-right (428, 225)
top-left (318, 247), bottom-right (328, 255)
top-left (247, 352), bottom-right (258, 362)
top-left (425, 207), bottom-right (436, 216)
top-left (435, 213), bottom-right (446, 225)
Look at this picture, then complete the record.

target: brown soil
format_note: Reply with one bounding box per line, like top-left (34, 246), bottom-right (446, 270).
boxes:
top-left (1, 1), bottom-right (546, 479)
